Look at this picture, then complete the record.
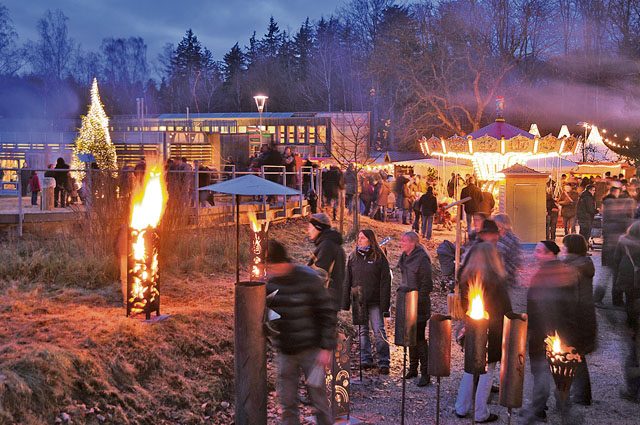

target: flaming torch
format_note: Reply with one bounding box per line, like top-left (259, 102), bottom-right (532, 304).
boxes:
top-left (127, 161), bottom-right (168, 320)
top-left (464, 279), bottom-right (489, 425)
top-left (545, 331), bottom-right (582, 400)
top-left (247, 211), bottom-right (269, 281)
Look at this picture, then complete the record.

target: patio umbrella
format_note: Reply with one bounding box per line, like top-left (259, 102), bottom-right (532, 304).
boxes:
top-left (199, 174), bottom-right (300, 282)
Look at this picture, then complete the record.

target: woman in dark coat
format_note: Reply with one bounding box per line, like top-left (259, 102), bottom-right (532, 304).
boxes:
top-left (455, 242), bottom-right (511, 423)
top-left (562, 234), bottom-right (597, 405)
top-left (53, 157), bottom-right (70, 208)
top-left (342, 229), bottom-right (392, 373)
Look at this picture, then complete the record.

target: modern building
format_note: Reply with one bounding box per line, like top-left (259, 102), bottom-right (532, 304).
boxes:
top-left (0, 112), bottom-right (370, 168)
top-left (0, 111), bottom-right (370, 193)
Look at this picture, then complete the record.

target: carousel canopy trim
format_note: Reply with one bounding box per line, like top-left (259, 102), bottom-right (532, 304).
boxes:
top-left (420, 119), bottom-right (579, 181)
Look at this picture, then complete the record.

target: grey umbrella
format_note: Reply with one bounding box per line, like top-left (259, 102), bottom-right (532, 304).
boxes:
top-left (199, 174), bottom-right (300, 282)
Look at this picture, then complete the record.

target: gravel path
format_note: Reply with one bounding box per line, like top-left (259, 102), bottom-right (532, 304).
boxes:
top-left (345, 248), bottom-right (639, 425)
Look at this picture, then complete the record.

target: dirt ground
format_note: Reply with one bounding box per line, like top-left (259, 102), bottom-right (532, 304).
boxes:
top-left (1, 214), bottom-right (639, 424)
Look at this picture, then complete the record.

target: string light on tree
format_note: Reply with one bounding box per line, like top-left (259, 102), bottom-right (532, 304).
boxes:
top-left (71, 78), bottom-right (117, 173)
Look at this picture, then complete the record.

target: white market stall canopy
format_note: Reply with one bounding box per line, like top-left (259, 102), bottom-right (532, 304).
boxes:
top-left (525, 157), bottom-right (578, 174)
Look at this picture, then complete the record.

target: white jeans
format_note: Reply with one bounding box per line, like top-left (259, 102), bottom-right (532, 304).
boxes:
top-left (455, 362), bottom-right (496, 421)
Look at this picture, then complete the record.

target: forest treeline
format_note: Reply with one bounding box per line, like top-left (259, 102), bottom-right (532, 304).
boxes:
top-left (1, 0), bottom-right (640, 148)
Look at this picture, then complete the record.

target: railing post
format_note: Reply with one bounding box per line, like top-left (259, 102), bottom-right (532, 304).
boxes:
top-left (232, 165), bottom-right (237, 223)
top-left (17, 170), bottom-right (23, 237)
top-left (299, 166), bottom-right (304, 215)
top-left (282, 166), bottom-right (287, 217)
top-left (317, 168), bottom-right (323, 209)
top-left (194, 160), bottom-right (200, 225)
top-left (261, 166), bottom-right (267, 215)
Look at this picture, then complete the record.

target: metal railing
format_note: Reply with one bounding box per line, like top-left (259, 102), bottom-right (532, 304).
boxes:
top-left (0, 165), bottom-right (321, 236)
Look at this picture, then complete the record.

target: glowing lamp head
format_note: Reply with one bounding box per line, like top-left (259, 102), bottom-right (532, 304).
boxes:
top-left (253, 95), bottom-right (268, 113)
top-left (467, 279), bottom-right (488, 320)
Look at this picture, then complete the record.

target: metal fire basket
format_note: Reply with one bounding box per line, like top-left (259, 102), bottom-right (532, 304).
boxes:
top-left (127, 226), bottom-right (161, 320)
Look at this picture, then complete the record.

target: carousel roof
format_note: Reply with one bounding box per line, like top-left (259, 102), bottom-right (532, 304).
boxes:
top-left (468, 121), bottom-right (534, 140)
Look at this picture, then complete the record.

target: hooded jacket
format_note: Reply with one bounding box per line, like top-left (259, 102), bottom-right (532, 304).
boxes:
top-left (311, 228), bottom-right (346, 307)
top-left (267, 265), bottom-right (337, 355)
top-left (576, 190), bottom-right (597, 222)
top-left (563, 253), bottom-right (597, 353)
top-left (398, 245), bottom-right (433, 321)
top-left (342, 249), bottom-right (392, 313)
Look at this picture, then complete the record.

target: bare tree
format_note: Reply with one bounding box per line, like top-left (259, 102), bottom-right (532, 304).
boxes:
top-left (326, 112), bottom-right (379, 235)
top-left (27, 9), bottom-right (76, 80)
top-left (0, 4), bottom-right (22, 75)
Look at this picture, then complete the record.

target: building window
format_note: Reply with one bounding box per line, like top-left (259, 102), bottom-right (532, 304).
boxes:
top-left (308, 126), bottom-right (316, 143)
top-left (220, 126), bottom-right (228, 133)
top-left (267, 126), bottom-right (276, 135)
top-left (297, 126), bottom-right (306, 144)
top-left (279, 126), bottom-right (286, 143)
top-left (230, 126), bottom-right (237, 134)
top-left (238, 126), bottom-right (247, 134)
top-left (288, 126), bottom-right (295, 143)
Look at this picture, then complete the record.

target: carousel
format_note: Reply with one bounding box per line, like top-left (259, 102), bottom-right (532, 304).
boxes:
top-left (419, 97), bottom-right (580, 183)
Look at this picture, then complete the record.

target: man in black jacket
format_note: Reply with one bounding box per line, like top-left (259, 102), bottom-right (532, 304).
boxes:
top-left (576, 184), bottom-right (597, 245)
top-left (308, 213), bottom-right (346, 308)
top-left (398, 231), bottom-right (433, 386)
top-left (417, 186), bottom-right (438, 239)
top-left (460, 177), bottom-right (483, 236)
top-left (266, 240), bottom-right (337, 425)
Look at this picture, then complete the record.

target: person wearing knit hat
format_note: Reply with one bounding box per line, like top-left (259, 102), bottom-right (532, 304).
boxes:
top-left (523, 240), bottom-right (580, 424)
top-left (307, 213), bottom-right (346, 308)
top-left (265, 239), bottom-right (337, 425)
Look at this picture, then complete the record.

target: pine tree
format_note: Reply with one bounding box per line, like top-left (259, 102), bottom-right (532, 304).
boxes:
top-left (72, 78), bottom-right (117, 172)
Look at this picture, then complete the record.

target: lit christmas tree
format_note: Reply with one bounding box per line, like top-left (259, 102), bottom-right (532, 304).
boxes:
top-left (72, 78), bottom-right (117, 173)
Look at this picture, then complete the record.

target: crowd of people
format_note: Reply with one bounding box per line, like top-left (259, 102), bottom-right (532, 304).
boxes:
top-left (264, 173), bottom-right (640, 424)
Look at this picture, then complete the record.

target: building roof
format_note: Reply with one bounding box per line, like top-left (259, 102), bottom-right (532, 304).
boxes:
top-left (499, 164), bottom-right (545, 175)
top-left (468, 121), bottom-right (534, 140)
top-left (383, 150), bottom-right (425, 163)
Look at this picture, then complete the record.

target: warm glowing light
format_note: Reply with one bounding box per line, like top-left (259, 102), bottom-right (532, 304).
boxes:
top-left (253, 95), bottom-right (269, 113)
top-left (248, 211), bottom-right (269, 280)
top-left (130, 163), bottom-right (169, 231)
top-left (546, 331), bottom-right (562, 354)
top-left (625, 137), bottom-right (631, 142)
top-left (558, 125), bottom-right (570, 138)
top-left (529, 123), bottom-right (540, 137)
top-left (467, 279), bottom-right (488, 320)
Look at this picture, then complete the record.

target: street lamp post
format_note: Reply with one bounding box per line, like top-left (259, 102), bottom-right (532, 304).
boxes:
top-left (254, 95), bottom-right (269, 144)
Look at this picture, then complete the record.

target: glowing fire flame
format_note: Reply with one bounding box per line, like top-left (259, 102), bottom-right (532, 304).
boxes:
top-left (128, 160), bottom-right (167, 314)
top-left (247, 211), bottom-right (269, 280)
top-left (546, 331), bottom-right (562, 354)
top-left (467, 279), bottom-right (488, 320)
top-left (130, 163), bottom-right (168, 231)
